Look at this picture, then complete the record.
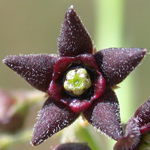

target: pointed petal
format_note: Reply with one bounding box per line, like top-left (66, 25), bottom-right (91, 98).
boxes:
top-left (94, 48), bottom-right (146, 85)
top-left (114, 117), bottom-right (140, 150)
top-left (3, 54), bottom-right (57, 92)
top-left (134, 99), bottom-right (150, 134)
top-left (31, 97), bottom-right (79, 146)
top-left (114, 99), bottom-right (150, 150)
top-left (83, 87), bottom-right (123, 140)
top-left (58, 6), bottom-right (93, 57)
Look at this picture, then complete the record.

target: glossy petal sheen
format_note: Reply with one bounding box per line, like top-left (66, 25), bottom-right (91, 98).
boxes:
top-left (3, 54), bottom-right (57, 92)
top-left (94, 48), bottom-right (146, 86)
top-left (58, 6), bottom-right (93, 57)
top-left (114, 117), bottom-right (140, 150)
top-left (134, 99), bottom-right (150, 134)
top-left (31, 97), bottom-right (79, 146)
top-left (83, 87), bottom-right (123, 140)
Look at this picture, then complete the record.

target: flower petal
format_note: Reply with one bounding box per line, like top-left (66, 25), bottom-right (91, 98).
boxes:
top-left (134, 99), bottom-right (150, 135)
top-left (31, 97), bottom-right (79, 146)
top-left (114, 117), bottom-right (140, 150)
top-left (3, 54), bottom-right (57, 92)
top-left (83, 87), bottom-right (123, 140)
top-left (64, 98), bottom-right (91, 114)
top-left (52, 143), bottom-right (92, 150)
top-left (94, 48), bottom-right (146, 85)
top-left (58, 5), bottom-right (93, 57)
top-left (114, 99), bottom-right (150, 150)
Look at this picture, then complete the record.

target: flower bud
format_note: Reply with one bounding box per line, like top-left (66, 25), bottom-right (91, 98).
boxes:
top-left (0, 89), bottom-right (27, 132)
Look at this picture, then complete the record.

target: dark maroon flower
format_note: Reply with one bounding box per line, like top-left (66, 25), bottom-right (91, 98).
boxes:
top-left (3, 5), bottom-right (146, 146)
top-left (114, 99), bottom-right (150, 150)
top-left (51, 142), bottom-right (92, 150)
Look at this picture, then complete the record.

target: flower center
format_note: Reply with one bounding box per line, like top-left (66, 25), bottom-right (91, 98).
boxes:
top-left (63, 68), bottom-right (92, 96)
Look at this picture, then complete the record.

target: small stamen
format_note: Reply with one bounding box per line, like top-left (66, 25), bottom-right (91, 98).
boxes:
top-left (63, 68), bottom-right (92, 96)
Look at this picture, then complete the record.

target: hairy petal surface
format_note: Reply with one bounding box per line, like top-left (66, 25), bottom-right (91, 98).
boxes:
top-left (114, 99), bottom-right (150, 150)
top-left (58, 6), bottom-right (93, 57)
top-left (3, 54), bottom-right (57, 92)
top-left (94, 48), bottom-right (146, 86)
top-left (114, 117), bottom-right (141, 150)
top-left (31, 97), bottom-right (79, 146)
top-left (134, 99), bottom-right (150, 134)
top-left (83, 87), bottom-right (123, 140)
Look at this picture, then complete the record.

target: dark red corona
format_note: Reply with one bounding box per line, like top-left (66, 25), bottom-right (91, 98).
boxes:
top-left (3, 5), bottom-right (146, 146)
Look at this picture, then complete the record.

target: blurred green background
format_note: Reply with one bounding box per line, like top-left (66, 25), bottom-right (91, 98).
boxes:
top-left (0, 0), bottom-right (150, 150)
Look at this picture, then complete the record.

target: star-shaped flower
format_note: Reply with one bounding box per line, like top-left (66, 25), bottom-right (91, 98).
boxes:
top-left (114, 99), bottom-right (150, 150)
top-left (3, 5), bottom-right (146, 146)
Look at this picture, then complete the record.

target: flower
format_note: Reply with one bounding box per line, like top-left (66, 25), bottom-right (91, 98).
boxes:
top-left (51, 142), bottom-right (92, 150)
top-left (3, 5), bottom-right (146, 146)
top-left (114, 99), bottom-right (150, 150)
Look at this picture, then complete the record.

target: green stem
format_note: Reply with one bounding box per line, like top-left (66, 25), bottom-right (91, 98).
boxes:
top-left (94, 1), bottom-right (135, 150)
top-left (60, 116), bottom-right (100, 150)
top-left (94, 0), bottom-right (125, 49)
